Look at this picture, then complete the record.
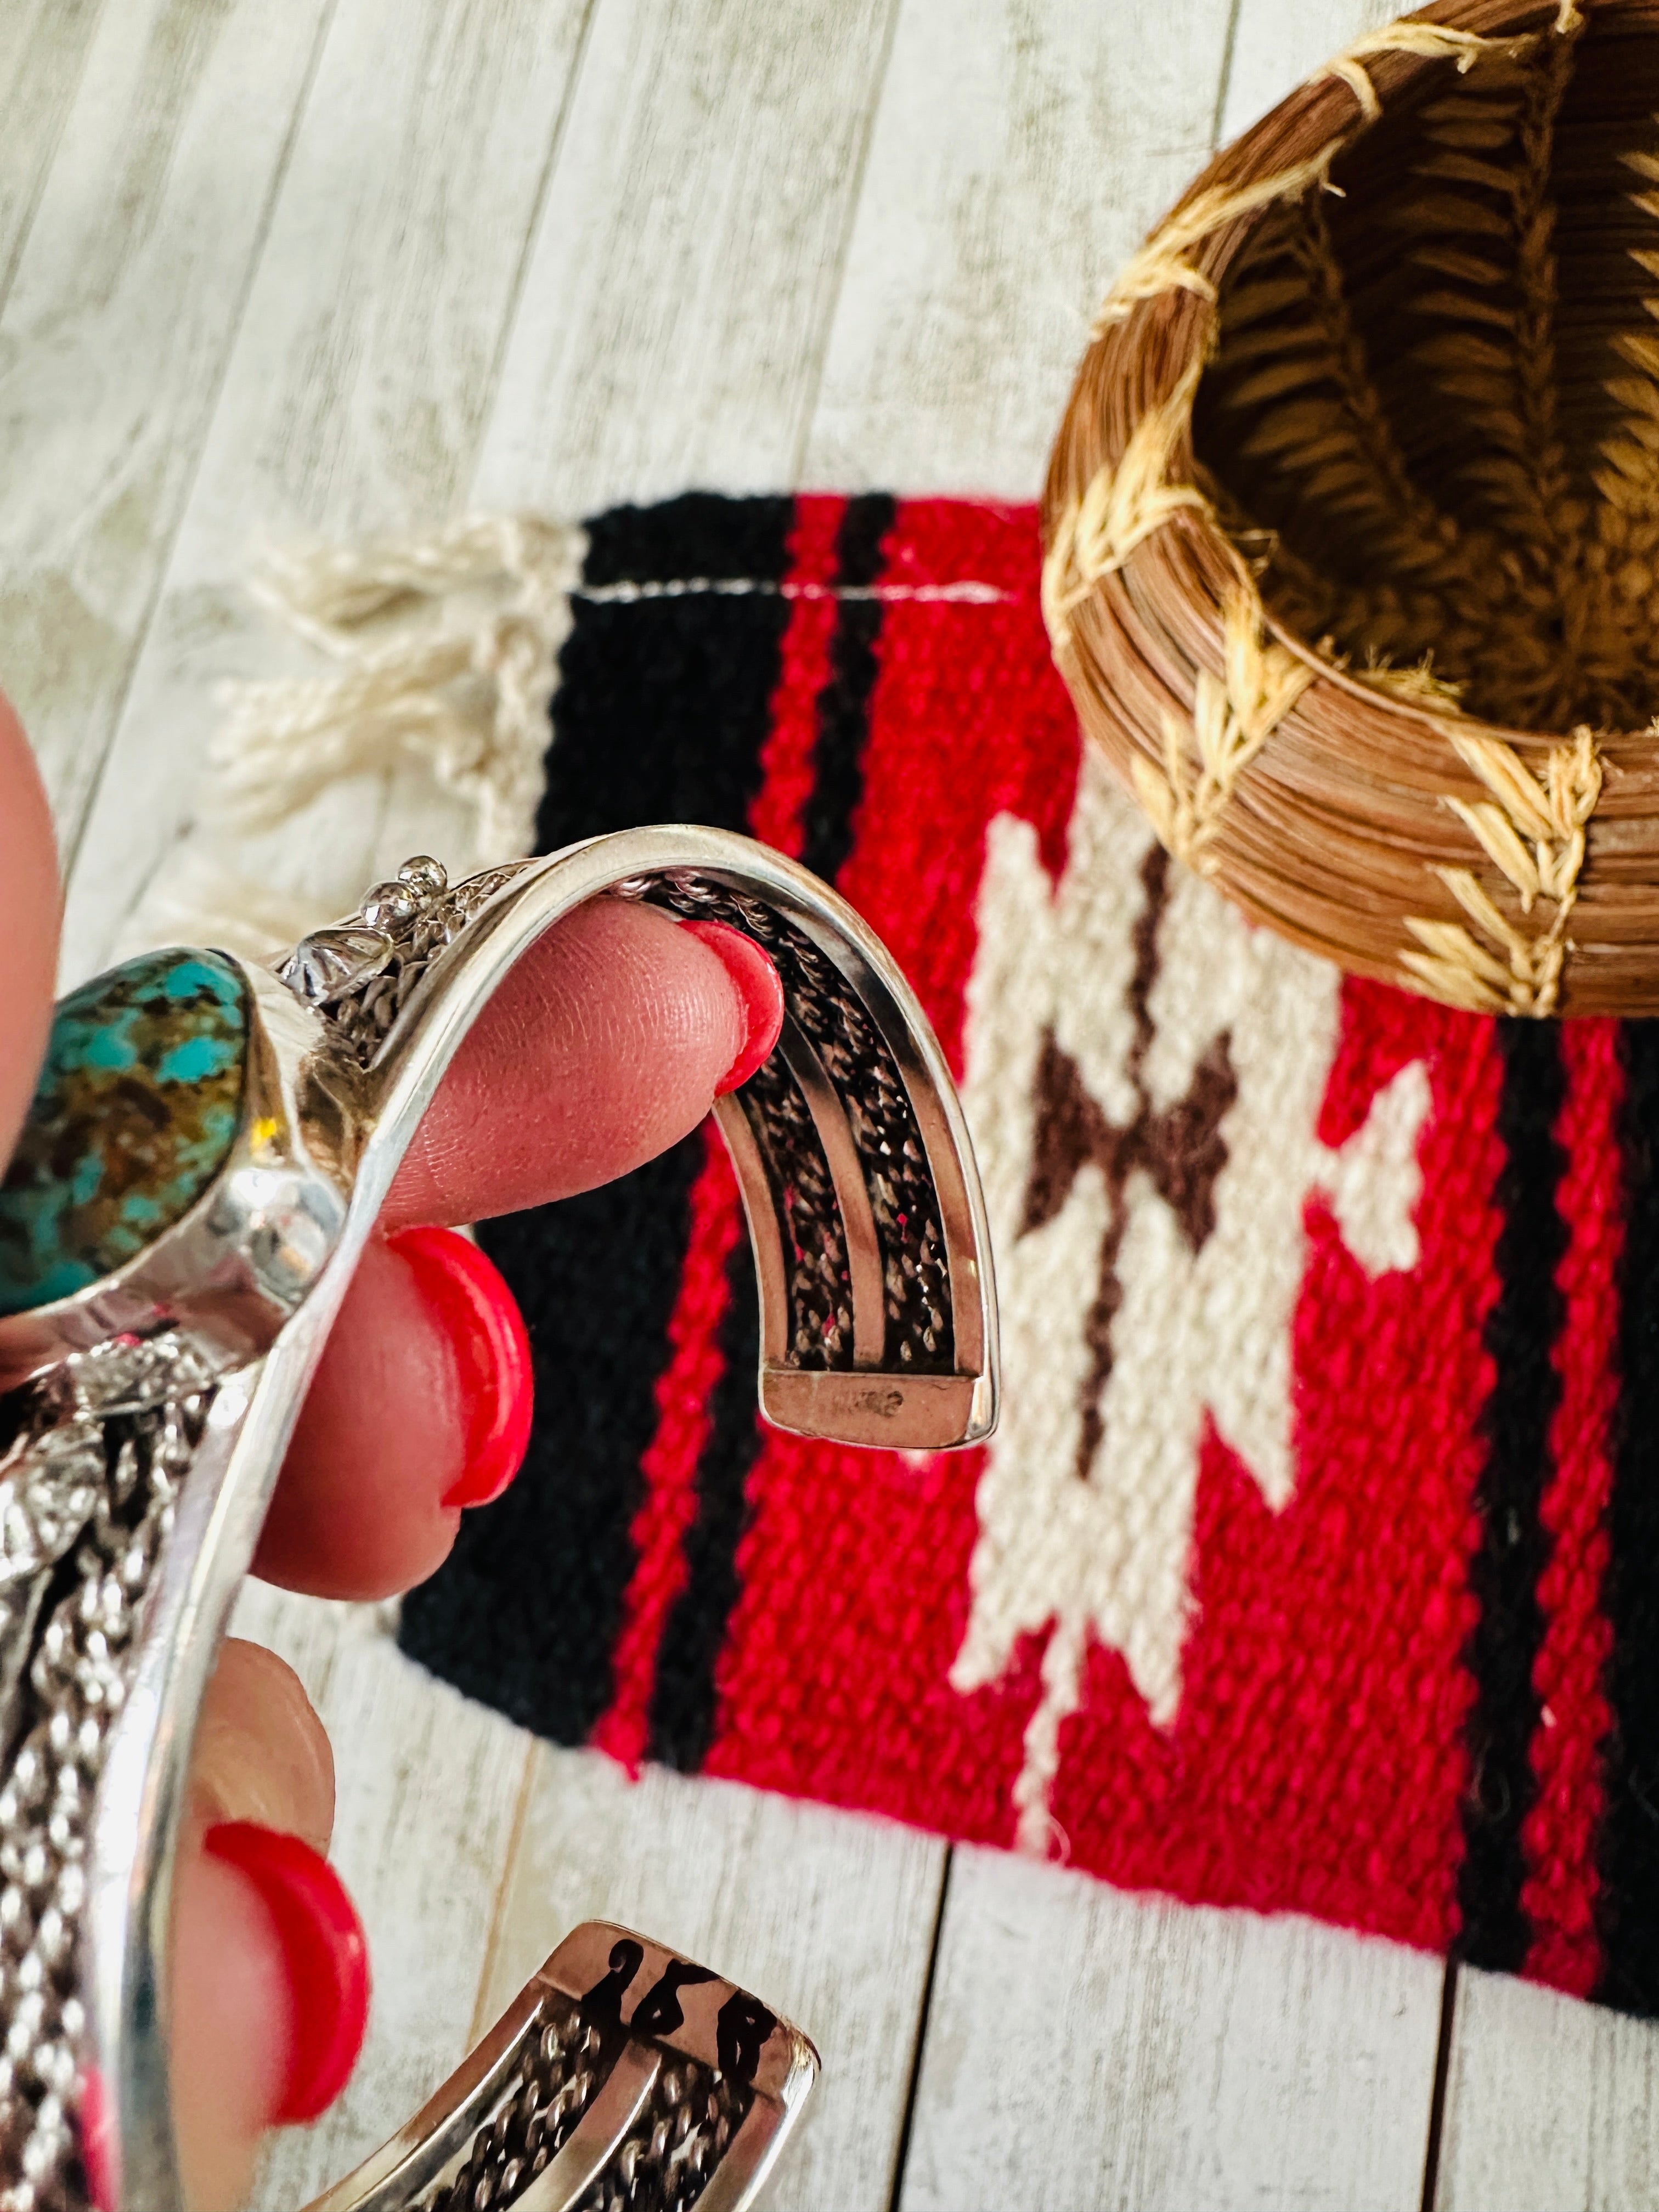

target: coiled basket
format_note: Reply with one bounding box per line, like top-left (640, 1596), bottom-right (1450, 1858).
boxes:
top-left (1045, 0), bottom-right (1659, 1016)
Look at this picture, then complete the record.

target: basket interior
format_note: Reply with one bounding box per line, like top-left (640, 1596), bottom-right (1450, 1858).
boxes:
top-left (1190, 10), bottom-right (1659, 735)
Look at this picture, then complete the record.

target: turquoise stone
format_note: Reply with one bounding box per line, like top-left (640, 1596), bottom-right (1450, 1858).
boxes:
top-left (0, 950), bottom-right (249, 1316)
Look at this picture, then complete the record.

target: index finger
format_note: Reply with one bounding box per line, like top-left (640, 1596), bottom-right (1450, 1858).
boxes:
top-left (382, 891), bottom-right (775, 1226)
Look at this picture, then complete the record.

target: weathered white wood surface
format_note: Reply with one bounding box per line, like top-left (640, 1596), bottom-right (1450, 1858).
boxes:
top-left (0, 0), bottom-right (333, 844)
top-left (0, 0), bottom-right (105, 313)
top-left (900, 1850), bottom-right (1443, 2212)
top-left (803, 0), bottom-right (1237, 496)
top-left (57, 0), bottom-right (594, 982)
top-left (4, 0), bottom-right (1656, 2204)
top-left (1435, 1968), bottom-right (1659, 2212)
top-left (474, 0), bottom-right (902, 517)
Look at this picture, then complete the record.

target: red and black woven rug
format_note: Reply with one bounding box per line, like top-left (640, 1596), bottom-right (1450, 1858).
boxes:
top-left (398, 491), bottom-right (1659, 2017)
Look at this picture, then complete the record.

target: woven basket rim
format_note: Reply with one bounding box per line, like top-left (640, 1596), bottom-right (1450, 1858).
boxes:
top-left (1042, 0), bottom-right (1659, 1017)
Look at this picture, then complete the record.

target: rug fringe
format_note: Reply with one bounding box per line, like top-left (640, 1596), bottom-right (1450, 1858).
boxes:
top-left (215, 512), bottom-right (580, 864)
top-left (121, 512), bottom-right (581, 958)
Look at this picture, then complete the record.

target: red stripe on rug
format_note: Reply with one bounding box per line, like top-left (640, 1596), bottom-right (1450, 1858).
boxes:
top-left (831, 499), bottom-right (1079, 1069)
top-left (1521, 1016), bottom-right (1625, 1994)
top-left (702, 498), bottom-right (1079, 1839)
top-left (700, 496), bottom-right (1515, 1947)
top-left (592, 1124), bottom-right (744, 1773)
top-left (747, 495), bottom-right (847, 858)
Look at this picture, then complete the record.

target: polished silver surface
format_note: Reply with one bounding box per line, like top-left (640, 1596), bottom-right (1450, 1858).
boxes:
top-left (0, 831), bottom-right (1000, 2210)
top-left (301, 1923), bottom-right (819, 2212)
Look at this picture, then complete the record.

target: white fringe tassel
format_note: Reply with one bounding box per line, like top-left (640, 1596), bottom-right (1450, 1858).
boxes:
top-left (212, 512), bottom-right (580, 865)
top-left (118, 513), bottom-right (581, 962)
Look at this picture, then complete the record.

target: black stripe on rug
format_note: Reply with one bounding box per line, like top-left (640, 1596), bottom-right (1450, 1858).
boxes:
top-left (1456, 1017), bottom-right (1568, 1972)
top-left (398, 493), bottom-right (796, 1743)
top-left (1596, 1020), bottom-right (1659, 2015)
top-left (798, 492), bottom-right (896, 885)
top-left (540, 493), bottom-right (797, 850)
top-left (646, 491), bottom-right (897, 1767)
top-left (647, 1232), bottom-right (765, 1770)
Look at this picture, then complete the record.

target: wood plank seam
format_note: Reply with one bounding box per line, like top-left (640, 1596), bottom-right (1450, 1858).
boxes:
top-left (1421, 1962), bottom-right (1460, 2212)
top-left (465, 1738), bottom-right (543, 2051)
top-left (1206, 0), bottom-right (1246, 150)
top-left (885, 1847), bottom-right (953, 2212)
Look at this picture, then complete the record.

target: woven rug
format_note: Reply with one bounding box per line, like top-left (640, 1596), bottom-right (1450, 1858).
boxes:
top-left (391, 490), bottom-right (1659, 2018)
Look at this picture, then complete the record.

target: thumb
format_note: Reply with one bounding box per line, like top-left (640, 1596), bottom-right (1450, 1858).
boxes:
top-left (171, 1641), bottom-right (358, 2212)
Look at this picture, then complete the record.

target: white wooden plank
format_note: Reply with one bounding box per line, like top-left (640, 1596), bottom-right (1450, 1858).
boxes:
top-left (472, 0), bottom-right (901, 517)
top-left (58, 0), bottom-right (593, 985)
top-left (801, 0), bottom-right (1237, 498)
top-left (0, 0), bottom-right (105, 317)
top-left (1435, 1970), bottom-right (1659, 2211)
top-left (900, 1848), bottom-right (1443, 2212)
top-left (231, 1586), bottom-right (537, 2210)
top-left (1218, 0), bottom-right (1403, 144)
top-left (0, 0), bottom-right (332, 838)
top-left (471, 1744), bottom-right (947, 2212)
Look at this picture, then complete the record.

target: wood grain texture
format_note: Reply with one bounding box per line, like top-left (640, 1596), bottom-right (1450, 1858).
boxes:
top-left (899, 1848), bottom-right (1444, 2212)
top-left (0, 0), bottom-right (332, 842)
top-left (1434, 1971), bottom-right (1659, 2211)
top-left (231, 1586), bottom-right (537, 2211)
top-left (472, 1743), bottom-right (947, 2212)
top-left (802, 0), bottom-right (1238, 497)
top-left (472, 0), bottom-right (900, 517)
top-left (0, 0), bottom-right (105, 320)
top-left (58, 0), bottom-right (593, 984)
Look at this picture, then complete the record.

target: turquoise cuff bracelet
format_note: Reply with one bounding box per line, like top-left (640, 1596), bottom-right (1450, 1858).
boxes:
top-left (0, 830), bottom-right (1000, 2211)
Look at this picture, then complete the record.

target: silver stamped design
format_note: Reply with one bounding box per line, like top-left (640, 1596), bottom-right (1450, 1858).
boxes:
top-left (278, 928), bottom-right (394, 1008)
top-left (278, 857), bottom-right (533, 1067)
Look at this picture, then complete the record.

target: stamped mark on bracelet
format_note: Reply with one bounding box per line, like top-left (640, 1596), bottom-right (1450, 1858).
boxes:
top-left (580, 1937), bottom-right (779, 2086)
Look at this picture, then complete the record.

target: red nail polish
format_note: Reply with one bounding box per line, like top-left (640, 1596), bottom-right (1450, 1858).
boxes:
top-left (680, 918), bottom-right (785, 1094)
top-left (203, 1822), bottom-right (370, 2125)
top-left (387, 1226), bottom-right (534, 1510)
top-left (80, 2065), bottom-right (115, 2212)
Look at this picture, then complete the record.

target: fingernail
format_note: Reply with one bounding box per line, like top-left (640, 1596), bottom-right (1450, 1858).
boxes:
top-left (203, 1822), bottom-right (370, 2125)
top-left (387, 1226), bottom-right (534, 1510)
top-left (80, 2065), bottom-right (114, 2212)
top-left (679, 919), bottom-right (785, 1094)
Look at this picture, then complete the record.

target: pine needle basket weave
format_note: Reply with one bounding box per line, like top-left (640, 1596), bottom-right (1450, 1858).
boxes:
top-left (1043, 0), bottom-right (1659, 1017)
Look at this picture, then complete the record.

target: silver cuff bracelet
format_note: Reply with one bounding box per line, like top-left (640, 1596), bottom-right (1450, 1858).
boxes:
top-left (0, 830), bottom-right (1000, 2211)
